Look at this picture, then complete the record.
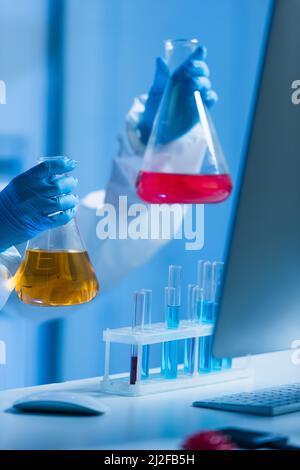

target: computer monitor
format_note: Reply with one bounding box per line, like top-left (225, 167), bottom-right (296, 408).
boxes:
top-left (213, 0), bottom-right (300, 358)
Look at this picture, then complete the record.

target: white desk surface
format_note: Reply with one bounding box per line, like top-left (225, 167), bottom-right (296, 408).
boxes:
top-left (0, 351), bottom-right (300, 450)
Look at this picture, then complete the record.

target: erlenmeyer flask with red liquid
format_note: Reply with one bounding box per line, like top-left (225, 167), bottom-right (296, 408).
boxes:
top-left (136, 39), bottom-right (233, 204)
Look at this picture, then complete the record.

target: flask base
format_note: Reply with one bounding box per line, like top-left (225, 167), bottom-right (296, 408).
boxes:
top-left (14, 250), bottom-right (99, 307)
top-left (136, 171), bottom-right (232, 204)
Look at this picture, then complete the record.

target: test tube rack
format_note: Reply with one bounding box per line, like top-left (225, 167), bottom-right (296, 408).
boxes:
top-left (100, 321), bottom-right (253, 397)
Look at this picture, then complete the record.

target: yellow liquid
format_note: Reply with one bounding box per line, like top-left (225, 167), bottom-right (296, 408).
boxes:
top-left (15, 250), bottom-right (99, 307)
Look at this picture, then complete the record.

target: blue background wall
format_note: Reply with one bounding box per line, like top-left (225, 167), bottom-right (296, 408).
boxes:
top-left (0, 0), bottom-right (49, 389)
top-left (0, 0), bottom-right (273, 388)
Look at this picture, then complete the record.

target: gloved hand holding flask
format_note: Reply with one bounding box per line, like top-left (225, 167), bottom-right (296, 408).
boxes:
top-left (138, 43), bottom-right (218, 146)
top-left (136, 38), bottom-right (232, 205)
top-left (0, 157), bottom-right (78, 252)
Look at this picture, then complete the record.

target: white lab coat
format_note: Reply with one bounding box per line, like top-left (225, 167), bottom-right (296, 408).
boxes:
top-left (0, 95), bottom-right (185, 310)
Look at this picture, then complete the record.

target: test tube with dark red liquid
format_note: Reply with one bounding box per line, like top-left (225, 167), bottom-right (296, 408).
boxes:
top-left (129, 292), bottom-right (145, 385)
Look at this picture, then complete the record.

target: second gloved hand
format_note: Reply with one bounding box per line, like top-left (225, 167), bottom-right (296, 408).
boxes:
top-left (0, 157), bottom-right (79, 252)
top-left (138, 46), bottom-right (218, 145)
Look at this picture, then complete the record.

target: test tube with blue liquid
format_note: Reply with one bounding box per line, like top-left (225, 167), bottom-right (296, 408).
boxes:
top-left (162, 287), bottom-right (179, 379)
top-left (211, 261), bottom-right (224, 371)
top-left (141, 289), bottom-right (152, 379)
top-left (212, 261), bottom-right (232, 370)
top-left (200, 260), bottom-right (215, 323)
top-left (129, 291), bottom-right (144, 385)
top-left (161, 265), bottom-right (182, 379)
top-left (184, 284), bottom-right (197, 374)
top-left (198, 261), bottom-right (215, 373)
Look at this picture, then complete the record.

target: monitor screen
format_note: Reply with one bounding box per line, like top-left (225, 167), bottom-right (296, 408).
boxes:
top-left (213, 0), bottom-right (300, 358)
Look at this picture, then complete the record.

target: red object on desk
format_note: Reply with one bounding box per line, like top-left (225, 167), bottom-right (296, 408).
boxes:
top-left (182, 431), bottom-right (236, 451)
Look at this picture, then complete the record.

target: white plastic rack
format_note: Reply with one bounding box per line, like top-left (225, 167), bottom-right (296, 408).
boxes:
top-left (100, 321), bottom-right (253, 396)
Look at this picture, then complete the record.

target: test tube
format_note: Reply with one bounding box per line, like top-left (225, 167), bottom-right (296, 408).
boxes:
top-left (129, 291), bottom-right (144, 385)
top-left (210, 261), bottom-right (223, 370)
top-left (167, 265), bottom-right (181, 327)
top-left (212, 261), bottom-right (232, 370)
top-left (202, 261), bottom-right (214, 323)
top-left (162, 287), bottom-right (179, 379)
top-left (199, 261), bottom-right (214, 373)
top-left (141, 289), bottom-right (152, 379)
top-left (193, 285), bottom-right (204, 323)
top-left (197, 260), bottom-right (205, 287)
top-left (199, 335), bottom-right (214, 373)
top-left (222, 357), bottom-right (233, 369)
top-left (161, 265), bottom-right (182, 379)
top-left (212, 261), bottom-right (224, 321)
top-left (184, 284), bottom-right (197, 374)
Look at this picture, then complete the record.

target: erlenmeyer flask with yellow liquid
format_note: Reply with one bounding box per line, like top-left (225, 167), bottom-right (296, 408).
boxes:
top-left (15, 157), bottom-right (99, 307)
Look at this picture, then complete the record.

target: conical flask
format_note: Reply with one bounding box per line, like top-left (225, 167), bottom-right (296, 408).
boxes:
top-left (136, 38), bottom-right (233, 204)
top-left (15, 157), bottom-right (99, 307)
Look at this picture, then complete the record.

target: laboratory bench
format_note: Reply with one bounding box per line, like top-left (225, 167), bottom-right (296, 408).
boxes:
top-left (0, 351), bottom-right (300, 450)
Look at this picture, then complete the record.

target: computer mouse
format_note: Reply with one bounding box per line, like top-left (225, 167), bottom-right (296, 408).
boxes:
top-left (13, 391), bottom-right (110, 416)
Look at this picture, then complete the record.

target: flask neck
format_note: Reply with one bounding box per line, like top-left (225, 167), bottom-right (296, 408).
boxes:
top-left (164, 39), bottom-right (199, 72)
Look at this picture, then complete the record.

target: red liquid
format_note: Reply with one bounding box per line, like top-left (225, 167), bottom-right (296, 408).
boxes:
top-left (136, 171), bottom-right (233, 204)
top-left (130, 356), bottom-right (138, 385)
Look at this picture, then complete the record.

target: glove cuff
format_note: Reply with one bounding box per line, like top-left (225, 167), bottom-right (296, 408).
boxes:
top-left (125, 95), bottom-right (147, 154)
top-left (0, 190), bottom-right (38, 251)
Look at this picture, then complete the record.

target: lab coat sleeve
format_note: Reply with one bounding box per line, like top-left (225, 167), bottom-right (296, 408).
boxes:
top-left (78, 94), bottom-right (185, 292)
top-left (0, 246), bottom-right (22, 310)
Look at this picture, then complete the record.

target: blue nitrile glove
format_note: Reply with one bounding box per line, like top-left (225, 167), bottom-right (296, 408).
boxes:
top-left (138, 45), bottom-right (218, 145)
top-left (0, 157), bottom-right (79, 252)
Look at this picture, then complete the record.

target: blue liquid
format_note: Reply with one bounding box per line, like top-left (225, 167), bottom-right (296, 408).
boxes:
top-left (212, 356), bottom-right (222, 371)
top-left (166, 305), bottom-right (180, 328)
top-left (142, 345), bottom-right (150, 379)
top-left (198, 302), bottom-right (215, 373)
top-left (161, 305), bottom-right (180, 379)
top-left (199, 336), bottom-right (230, 373)
top-left (202, 301), bottom-right (214, 323)
top-left (199, 336), bottom-right (213, 372)
top-left (162, 341), bottom-right (178, 379)
top-left (222, 358), bottom-right (232, 369)
top-left (199, 335), bottom-right (222, 373)
top-left (184, 338), bottom-right (195, 374)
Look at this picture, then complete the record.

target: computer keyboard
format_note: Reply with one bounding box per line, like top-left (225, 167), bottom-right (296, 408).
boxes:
top-left (193, 383), bottom-right (300, 416)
